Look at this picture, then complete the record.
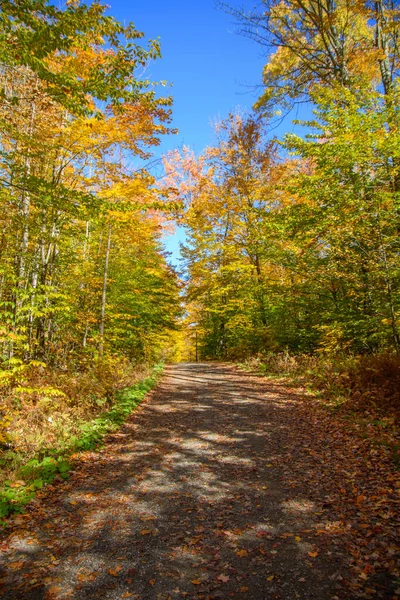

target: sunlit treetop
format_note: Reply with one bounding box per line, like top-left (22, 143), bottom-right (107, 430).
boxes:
top-left (0, 0), bottom-right (170, 115)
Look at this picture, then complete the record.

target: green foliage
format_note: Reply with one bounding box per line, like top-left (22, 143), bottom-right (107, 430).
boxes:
top-left (0, 455), bottom-right (71, 519)
top-left (283, 85), bottom-right (400, 352)
top-left (74, 364), bottom-right (162, 451)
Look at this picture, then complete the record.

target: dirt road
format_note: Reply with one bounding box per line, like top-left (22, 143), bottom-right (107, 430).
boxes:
top-left (0, 363), bottom-right (397, 599)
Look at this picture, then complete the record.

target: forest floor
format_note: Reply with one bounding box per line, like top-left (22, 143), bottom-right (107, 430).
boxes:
top-left (0, 363), bottom-right (399, 600)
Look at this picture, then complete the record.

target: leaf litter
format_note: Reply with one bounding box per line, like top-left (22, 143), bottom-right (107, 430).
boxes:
top-left (0, 363), bottom-right (398, 599)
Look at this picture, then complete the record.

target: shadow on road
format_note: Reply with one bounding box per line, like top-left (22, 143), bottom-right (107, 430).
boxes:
top-left (0, 363), bottom-right (360, 599)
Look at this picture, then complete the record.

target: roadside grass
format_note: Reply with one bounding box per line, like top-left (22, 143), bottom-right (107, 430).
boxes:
top-left (0, 363), bottom-right (163, 522)
top-left (239, 352), bottom-right (400, 464)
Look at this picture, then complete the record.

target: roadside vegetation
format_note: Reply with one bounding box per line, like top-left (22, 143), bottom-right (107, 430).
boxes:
top-left (0, 362), bottom-right (163, 520)
top-left (240, 352), bottom-right (400, 462)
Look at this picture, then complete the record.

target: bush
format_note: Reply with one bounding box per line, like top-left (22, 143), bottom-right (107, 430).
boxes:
top-left (0, 358), bottom-right (162, 520)
top-left (345, 354), bottom-right (400, 416)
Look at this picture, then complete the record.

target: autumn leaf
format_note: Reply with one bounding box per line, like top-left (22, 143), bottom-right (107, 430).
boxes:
top-left (236, 549), bottom-right (248, 557)
top-left (256, 530), bottom-right (270, 538)
top-left (77, 571), bottom-right (98, 582)
top-left (217, 574), bottom-right (230, 583)
top-left (109, 566), bottom-right (123, 576)
top-left (8, 562), bottom-right (23, 570)
top-left (47, 586), bottom-right (63, 596)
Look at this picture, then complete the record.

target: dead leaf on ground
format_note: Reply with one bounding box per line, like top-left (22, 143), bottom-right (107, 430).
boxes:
top-left (8, 562), bottom-right (23, 570)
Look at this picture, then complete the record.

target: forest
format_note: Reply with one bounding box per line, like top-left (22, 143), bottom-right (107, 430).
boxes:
top-left (0, 0), bottom-right (399, 517)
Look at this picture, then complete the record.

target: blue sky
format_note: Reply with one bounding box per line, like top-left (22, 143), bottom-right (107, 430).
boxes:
top-left (105, 1), bottom-right (300, 263)
top-left (108, 1), bottom-right (266, 152)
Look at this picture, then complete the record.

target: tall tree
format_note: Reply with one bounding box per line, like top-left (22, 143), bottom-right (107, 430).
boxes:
top-left (0, 0), bottom-right (181, 369)
top-left (222, 0), bottom-right (400, 113)
top-left (283, 85), bottom-right (400, 352)
top-left (165, 114), bottom-right (288, 358)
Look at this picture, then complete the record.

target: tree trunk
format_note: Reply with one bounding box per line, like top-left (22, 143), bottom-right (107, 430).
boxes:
top-left (99, 223), bottom-right (112, 357)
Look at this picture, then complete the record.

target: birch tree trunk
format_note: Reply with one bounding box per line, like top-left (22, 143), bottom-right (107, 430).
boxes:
top-left (99, 222), bottom-right (112, 357)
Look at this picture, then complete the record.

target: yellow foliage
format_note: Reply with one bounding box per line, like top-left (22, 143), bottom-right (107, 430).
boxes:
top-left (0, 403), bottom-right (13, 445)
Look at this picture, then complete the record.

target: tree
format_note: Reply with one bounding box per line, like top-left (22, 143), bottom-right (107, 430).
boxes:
top-left (0, 0), bottom-right (181, 368)
top-left (165, 114), bottom-right (289, 358)
top-left (169, 89), bottom-right (400, 358)
top-left (222, 0), bottom-right (400, 113)
top-left (284, 85), bottom-right (400, 352)
top-left (0, 0), bottom-right (165, 115)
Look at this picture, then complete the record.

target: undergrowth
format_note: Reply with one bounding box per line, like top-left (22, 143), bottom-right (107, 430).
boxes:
top-left (0, 360), bottom-right (163, 521)
top-left (241, 352), bottom-right (400, 463)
